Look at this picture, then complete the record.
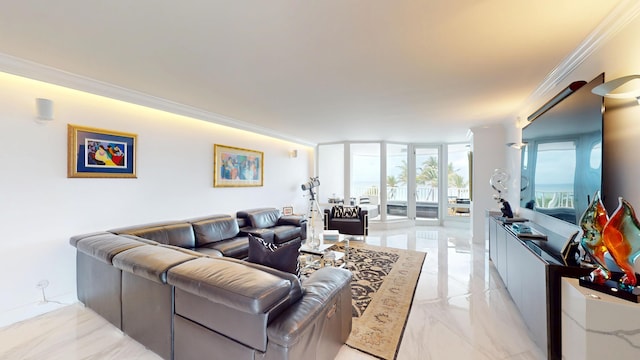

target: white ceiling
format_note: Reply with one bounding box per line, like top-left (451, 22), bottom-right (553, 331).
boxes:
top-left (0, 0), bottom-right (628, 145)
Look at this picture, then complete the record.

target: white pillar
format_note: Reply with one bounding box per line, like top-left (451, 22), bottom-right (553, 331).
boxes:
top-left (470, 125), bottom-right (506, 244)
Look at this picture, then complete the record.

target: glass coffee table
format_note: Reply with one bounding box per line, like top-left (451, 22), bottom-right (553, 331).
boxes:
top-left (300, 233), bottom-right (349, 268)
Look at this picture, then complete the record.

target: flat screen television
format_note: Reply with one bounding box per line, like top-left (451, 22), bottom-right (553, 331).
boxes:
top-left (520, 73), bottom-right (604, 225)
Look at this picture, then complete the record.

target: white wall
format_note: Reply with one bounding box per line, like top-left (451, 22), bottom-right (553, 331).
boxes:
top-left (317, 143), bottom-right (345, 203)
top-left (470, 124), bottom-right (506, 244)
top-left (0, 71), bottom-right (313, 326)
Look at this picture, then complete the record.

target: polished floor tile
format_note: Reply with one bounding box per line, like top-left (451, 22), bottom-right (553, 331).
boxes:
top-left (0, 225), bottom-right (545, 360)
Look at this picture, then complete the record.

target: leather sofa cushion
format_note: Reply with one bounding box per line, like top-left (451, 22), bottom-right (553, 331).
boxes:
top-left (278, 215), bottom-right (306, 227)
top-left (186, 214), bottom-right (231, 223)
top-left (113, 245), bottom-right (198, 284)
top-left (247, 234), bottom-right (301, 276)
top-left (330, 218), bottom-right (361, 224)
top-left (110, 222), bottom-right (196, 249)
top-left (221, 257), bottom-right (304, 304)
top-left (237, 208), bottom-right (281, 228)
top-left (70, 231), bottom-right (113, 248)
top-left (241, 228), bottom-right (275, 243)
top-left (327, 218), bottom-right (366, 235)
top-left (271, 225), bottom-right (300, 244)
top-left (236, 217), bottom-right (250, 228)
top-left (248, 209), bottom-right (281, 228)
top-left (238, 208), bottom-right (306, 242)
top-left (159, 244), bottom-right (222, 258)
top-left (75, 233), bottom-right (149, 264)
top-left (167, 257), bottom-right (297, 314)
top-left (189, 215), bottom-right (240, 247)
top-left (241, 226), bottom-right (296, 245)
top-left (236, 208), bottom-right (273, 220)
top-left (196, 236), bottom-right (249, 259)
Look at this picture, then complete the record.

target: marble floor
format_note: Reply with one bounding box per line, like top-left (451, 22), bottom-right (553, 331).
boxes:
top-left (0, 224), bottom-right (545, 360)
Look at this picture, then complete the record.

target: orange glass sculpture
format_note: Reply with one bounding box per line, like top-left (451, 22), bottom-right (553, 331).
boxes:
top-left (601, 197), bottom-right (640, 291)
top-left (579, 192), bottom-right (611, 284)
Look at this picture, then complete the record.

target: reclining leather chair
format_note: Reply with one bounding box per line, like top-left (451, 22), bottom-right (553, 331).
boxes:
top-left (324, 205), bottom-right (368, 239)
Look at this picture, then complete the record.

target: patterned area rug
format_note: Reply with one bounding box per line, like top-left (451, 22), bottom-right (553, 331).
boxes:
top-left (301, 242), bottom-right (426, 360)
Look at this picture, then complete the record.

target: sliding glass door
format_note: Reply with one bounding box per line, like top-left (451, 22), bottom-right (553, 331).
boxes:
top-left (386, 144), bottom-right (408, 220)
top-left (446, 143), bottom-right (471, 220)
top-left (414, 146), bottom-right (441, 224)
top-left (350, 143), bottom-right (381, 220)
top-left (317, 142), bottom-right (470, 226)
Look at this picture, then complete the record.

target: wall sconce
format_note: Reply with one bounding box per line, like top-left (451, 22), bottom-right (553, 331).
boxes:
top-left (529, 80), bottom-right (586, 122)
top-left (592, 75), bottom-right (640, 104)
top-left (506, 142), bottom-right (526, 149)
top-left (289, 149), bottom-right (298, 158)
top-left (35, 98), bottom-right (54, 121)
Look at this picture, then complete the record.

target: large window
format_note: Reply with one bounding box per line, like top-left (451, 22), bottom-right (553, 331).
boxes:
top-left (386, 144), bottom-right (408, 219)
top-left (415, 146), bottom-right (440, 221)
top-left (317, 141), bottom-right (471, 224)
top-left (446, 143), bottom-right (471, 218)
top-left (350, 143), bottom-right (380, 214)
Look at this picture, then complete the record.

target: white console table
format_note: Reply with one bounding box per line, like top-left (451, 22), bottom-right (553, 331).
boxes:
top-left (561, 277), bottom-right (640, 359)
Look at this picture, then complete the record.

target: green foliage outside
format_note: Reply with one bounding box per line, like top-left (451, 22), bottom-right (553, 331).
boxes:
top-left (389, 156), bottom-right (468, 188)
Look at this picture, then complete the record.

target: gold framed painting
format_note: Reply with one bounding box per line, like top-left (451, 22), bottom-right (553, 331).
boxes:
top-left (214, 144), bottom-right (263, 187)
top-left (67, 124), bottom-right (137, 178)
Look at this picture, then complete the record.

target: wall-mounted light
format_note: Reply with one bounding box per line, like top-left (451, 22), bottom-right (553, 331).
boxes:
top-left (528, 81), bottom-right (586, 122)
top-left (592, 74), bottom-right (640, 104)
top-left (506, 142), bottom-right (526, 149)
top-left (35, 98), bottom-right (54, 121)
top-left (289, 149), bottom-right (298, 158)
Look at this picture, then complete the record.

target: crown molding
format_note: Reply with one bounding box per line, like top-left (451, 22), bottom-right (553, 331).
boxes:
top-left (0, 53), bottom-right (316, 147)
top-left (525, 0), bottom-right (640, 107)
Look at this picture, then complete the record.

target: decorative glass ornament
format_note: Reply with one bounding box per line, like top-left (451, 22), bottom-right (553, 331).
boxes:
top-left (579, 191), bottom-right (611, 284)
top-left (602, 197), bottom-right (640, 291)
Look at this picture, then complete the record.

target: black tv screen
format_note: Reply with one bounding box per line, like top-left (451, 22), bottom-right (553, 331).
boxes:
top-left (520, 73), bottom-right (604, 225)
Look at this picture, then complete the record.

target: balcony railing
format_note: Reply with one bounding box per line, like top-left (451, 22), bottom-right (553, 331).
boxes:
top-left (340, 184), bottom-right (471, 219)
top-left (352, 185), bottom-right (469, 202)
top-left (534, 191), bottom-right (574, 209)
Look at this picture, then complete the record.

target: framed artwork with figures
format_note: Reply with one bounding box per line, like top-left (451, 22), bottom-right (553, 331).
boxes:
top-left (67, 124), bottom-right (137, 178)
top-left (214, 144), bottom-right (263, 187)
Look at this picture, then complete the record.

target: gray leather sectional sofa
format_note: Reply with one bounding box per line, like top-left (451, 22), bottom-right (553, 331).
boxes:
top-left (70, 208), bottom-right (352, 360)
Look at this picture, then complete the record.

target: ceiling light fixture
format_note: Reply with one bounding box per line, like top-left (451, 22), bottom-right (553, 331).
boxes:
top-left (592, 74), bottom-right (640, 104)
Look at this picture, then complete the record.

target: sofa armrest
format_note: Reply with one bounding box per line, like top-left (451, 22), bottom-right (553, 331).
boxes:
top-left (266, 267), bottom-right (352, 347)
top-left (359, 209), bottom-right (368, 220)
top-left (277, 215), bottom-right (308, 240)
top-left (112, 245), bottom-right (197, 284)
top-left (74, 233), bottom-right (150, 264)
top-left (277, 215), bottom-right (307, 227)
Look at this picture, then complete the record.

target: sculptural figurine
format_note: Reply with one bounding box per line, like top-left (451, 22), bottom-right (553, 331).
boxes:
top-left (499, 199), bottom-right (513, 218)
top-left (601, 197), bottom-right (640, 291)
top-left (579, 192), bottom-right (611, 284)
